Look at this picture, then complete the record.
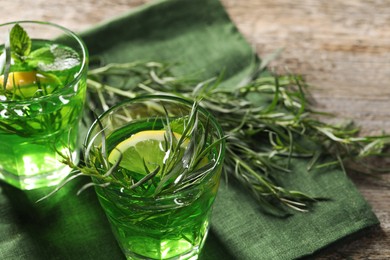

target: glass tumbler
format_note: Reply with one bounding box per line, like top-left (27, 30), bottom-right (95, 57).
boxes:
top-left (0, 21), bottom-right (88, 190)
top-left (85, 95), bottom-right (225, 260)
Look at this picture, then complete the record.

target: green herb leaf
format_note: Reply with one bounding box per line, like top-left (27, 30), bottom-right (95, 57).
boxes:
top-left (10, 24), bottom-right (31, 61)
top-left (169, 117), bottom-right (188, 133)
top-left (26, 46), bottom-right (55, 67)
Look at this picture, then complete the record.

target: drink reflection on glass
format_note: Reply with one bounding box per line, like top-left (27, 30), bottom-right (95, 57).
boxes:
top-left (0, 21), bottom-right (88, 190)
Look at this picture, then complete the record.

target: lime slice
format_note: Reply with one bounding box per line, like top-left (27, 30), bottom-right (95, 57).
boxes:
top-left (0, 71), bottom-right (61, 98)
top-left (108, 130), bottom-right (187, 176)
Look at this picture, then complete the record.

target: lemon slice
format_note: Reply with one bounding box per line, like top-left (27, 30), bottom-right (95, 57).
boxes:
top-left (108, 130), bottom-right (187, 176)
top-left (0, 71), bottom-right (60, 98)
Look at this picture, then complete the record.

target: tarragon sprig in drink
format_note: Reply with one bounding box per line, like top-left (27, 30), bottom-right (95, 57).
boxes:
top-left (40, 99), bottom-right (225, 200)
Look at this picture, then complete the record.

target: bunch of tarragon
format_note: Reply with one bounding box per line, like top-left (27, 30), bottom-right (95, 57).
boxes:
top-left (82, 59), bottom-right (390, 216)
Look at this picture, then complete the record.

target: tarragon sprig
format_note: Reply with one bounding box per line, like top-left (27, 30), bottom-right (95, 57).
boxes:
top-left (39, 100), bottom-right (225, 202)
top-left (84, 59), bottom-right (390, 215)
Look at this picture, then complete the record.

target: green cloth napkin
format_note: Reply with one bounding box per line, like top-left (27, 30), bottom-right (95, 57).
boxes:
top-left (0, 0), bottom-right (379, 259)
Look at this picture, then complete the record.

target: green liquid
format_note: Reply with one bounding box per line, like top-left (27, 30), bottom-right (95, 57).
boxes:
top-left (0, 40), bottom-right (87, 190)
top-left (94, 120), bottom-right (221, 259)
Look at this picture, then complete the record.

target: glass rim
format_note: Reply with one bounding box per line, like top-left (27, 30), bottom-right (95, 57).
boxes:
top-left (0, 20), bottom-right (89, 105)
top-left (86, 94), bottom-right (226, 196)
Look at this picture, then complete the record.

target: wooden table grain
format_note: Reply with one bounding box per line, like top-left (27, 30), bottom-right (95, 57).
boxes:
top-left (4, 0), bottom-right (390, 259)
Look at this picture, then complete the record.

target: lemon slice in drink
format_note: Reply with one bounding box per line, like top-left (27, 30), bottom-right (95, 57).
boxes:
top-left (108, 130), bottom-right (188, 176)
top-left (0, 71), bottom-right (60, 98)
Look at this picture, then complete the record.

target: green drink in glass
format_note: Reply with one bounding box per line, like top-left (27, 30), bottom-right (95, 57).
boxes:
top-left (0, 21), bottom-right (88, 190)
top-left (85, 95), bottom-right (225, 259)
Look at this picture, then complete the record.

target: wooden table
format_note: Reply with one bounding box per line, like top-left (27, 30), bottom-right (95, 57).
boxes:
top-left (4, 0), bottom-right (389, 259)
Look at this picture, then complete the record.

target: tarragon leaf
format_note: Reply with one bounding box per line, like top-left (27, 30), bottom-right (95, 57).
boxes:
top-left (168, 116), bottom-right (188, 133)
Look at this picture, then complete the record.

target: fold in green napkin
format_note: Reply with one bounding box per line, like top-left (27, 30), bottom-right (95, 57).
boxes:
top-left (0, 0), bottom-right (378, 259)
